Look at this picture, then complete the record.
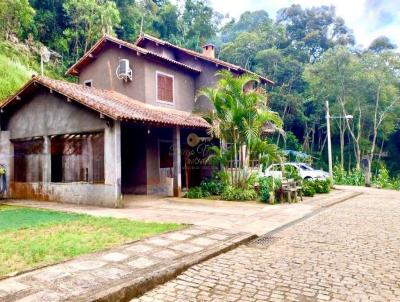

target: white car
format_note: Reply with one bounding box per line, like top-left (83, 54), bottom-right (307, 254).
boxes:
top-left (263, 163), bottom-right (330, 180)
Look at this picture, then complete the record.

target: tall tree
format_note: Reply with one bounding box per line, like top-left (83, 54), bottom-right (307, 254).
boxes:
top-left (304, 47), bottom-right (400, 173)
top-left (220, 10), bottom-right (271, 43)
top-left (63, 0), bottom-right (120, 62)
top-left (0, 0), bottom-right (35, 40)
top-left (277, 5), bottom-right (355, 62)
top-left (180, 0), bottom-right (220, 50)
top-left (368, 36), bottom-right (397, 53)
top-left (30, 0), bottom-right (66, 50)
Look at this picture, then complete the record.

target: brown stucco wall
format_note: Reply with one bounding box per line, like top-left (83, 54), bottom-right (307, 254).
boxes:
top-left (144, 61), bottom-right (195, 112)
top-left (79, 45), bottom-right (146, 102)
top-left (78, 44), bottom-right (196, 112)
top-left (6, 88), bottom-right (107, 139)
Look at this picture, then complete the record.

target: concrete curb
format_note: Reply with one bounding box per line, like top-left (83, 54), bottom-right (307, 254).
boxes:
top-left (320, 191), bottom-right (362, 208)
top-left (72, 233), bottom-right (256, 302)
top-left (254, 191), bottom-right (363, 239)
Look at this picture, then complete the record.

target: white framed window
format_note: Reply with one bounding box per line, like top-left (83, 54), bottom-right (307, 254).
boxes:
top-left (84, 80), bottom-right (93, 87)
top-left (156, 71), bottom-right (174, 104)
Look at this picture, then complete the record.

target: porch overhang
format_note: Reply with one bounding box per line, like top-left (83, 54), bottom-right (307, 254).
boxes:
top-left (1, 76), bottom-right (210, 129)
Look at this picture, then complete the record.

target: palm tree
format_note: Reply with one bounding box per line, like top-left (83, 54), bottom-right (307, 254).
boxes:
top-left (197, 70), bottom-right (283, 188)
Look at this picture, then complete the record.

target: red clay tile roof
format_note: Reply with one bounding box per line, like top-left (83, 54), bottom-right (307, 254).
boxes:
top-left (1, 76), bottom-right (210, 129)
top-left (134, 33), bottom-right (275, 85)
top-left (67, 34), bottom-right (274, 85)
top-left (66, 35), bottom-right (201, 76)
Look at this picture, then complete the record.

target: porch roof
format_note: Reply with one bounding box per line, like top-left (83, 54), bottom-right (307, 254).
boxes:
top-left (1, 76), bottom-right (210, 129)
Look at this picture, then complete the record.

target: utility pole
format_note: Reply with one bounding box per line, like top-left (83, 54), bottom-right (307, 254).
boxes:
top-left (326, 101), bottom-right (333, 179)
top-left (140, 15), bottom-right (144, 34)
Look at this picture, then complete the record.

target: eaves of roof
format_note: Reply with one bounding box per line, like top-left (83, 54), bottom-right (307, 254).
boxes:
top-left (66, 35), bottom-right (202, 76)
top-left (134, 33), bottom-right (275, 85)
top-left (1, 76), bottom-right (210, 129)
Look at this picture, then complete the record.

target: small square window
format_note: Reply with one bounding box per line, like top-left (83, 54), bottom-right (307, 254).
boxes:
top-left (84, 80), bottom-right (92, 87)
top-left (157, 73), bottom-right (173, 103)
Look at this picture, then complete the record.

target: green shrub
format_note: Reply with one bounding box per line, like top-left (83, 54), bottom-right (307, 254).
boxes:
top-left (302, 179), bottom-right (331, 196)
top-left (313, 179), bottom-right (331, 193)
top-left (258, 177), bottom-right (273, 203)
top-left (391, 178), bottom-right (400, 191)
top-left (200, 179), bottom-right (225, 196)
top-left (373, 165), bottom-right (390, 188)
top-left (221, 186), bottom-right (258, 201)
top-left (302, 180), bottom-right (316, 197)
top-left (333, 164), bottom-right (364, 186)
top-left (185, 187), bottom-right (210, 199)
top-left (284, 165), bottom-right (302, 181)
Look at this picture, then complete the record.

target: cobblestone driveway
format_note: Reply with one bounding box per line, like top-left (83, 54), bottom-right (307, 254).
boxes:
top-left (132, 188), bottom-right (400, 302)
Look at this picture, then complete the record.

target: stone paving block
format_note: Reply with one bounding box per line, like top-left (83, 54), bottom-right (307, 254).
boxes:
top-left (145, 237), bottom-right (174, 247)
top-left (164, 232), bottom-right (192, 241)
top-left (32, 268), bottom-right (71, 282)
top-left (65, 260), bottom-right (107, 272)
top-left (153, 249), bottom-right (179, 260)
top-left (55, 273), bottom-right (100, 296)
top-left (170, 243), bottom-right (204, 253)
top-left (91, 267), bottom-right (130, 280)
top-left (207, 233), bottom-right (230, 241)
top-left (127, 257), bottom-right (158, 269)
top-left (102, 252), bottom-right (129, 262)
top-left (181, 228), bottom-right (208, 236)
top-left (190, 237), bottom-right (218, 247)
top-left (124, 244), bottom-right (155, 254)
top-left (0, 279), bottom-right (29, 295)
top-left (15, 290), bottom-right (63, 302)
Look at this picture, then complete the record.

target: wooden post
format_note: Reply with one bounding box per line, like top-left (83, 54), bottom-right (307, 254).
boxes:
top-left (114, 121), bottom-right (122, 207)
top-left (173, 126), bottom-right (182, 197)
top-left (43, 136), bottom-right (51, 182)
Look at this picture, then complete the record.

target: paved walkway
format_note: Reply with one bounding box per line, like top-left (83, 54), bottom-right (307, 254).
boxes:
top-left (6, 189), bottom-right (358, 235)
top-left (0, 226), bottom-right (254, 302)
top-left (132, 187), bottom-right (400, 302)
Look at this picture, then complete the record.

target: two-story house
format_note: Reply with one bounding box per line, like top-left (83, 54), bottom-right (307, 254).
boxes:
top-left (0, 33), bottom-right (273, 207)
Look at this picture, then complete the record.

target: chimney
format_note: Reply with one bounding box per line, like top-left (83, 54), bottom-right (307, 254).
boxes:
top-left (202, 43), bottom-right (216, 59)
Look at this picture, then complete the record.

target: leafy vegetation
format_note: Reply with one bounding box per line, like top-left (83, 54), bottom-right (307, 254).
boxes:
top-left (199, 70), bottom-right (282, 188)
top-left (301, 180), bottom-right (316, 197)
top-left (333, 163), bottom-right (400, 191)
top-left (0, 38), bottom-right (66, 100)
top-left (221, 186), bottom-right (258, 201)
top-left (185, 186), bottom-right (211, 199)
top-left (301, 179), bottom-right (331, 196)
top-left (258, 177), bottom-right (273, 202)
top-left (0, 205), bottom-right (182, 277)
top-left (313, 179), bottom-right (332, 194)
top-left (333, 164), bottom-right (365, 186)
top-left (0, 54), bottom-right (32, 101)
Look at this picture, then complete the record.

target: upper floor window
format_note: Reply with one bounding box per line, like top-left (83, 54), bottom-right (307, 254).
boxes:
top-left (156, 72), bottom-right (174, 104)
top-left (84, 80), bottom-right (92, 87)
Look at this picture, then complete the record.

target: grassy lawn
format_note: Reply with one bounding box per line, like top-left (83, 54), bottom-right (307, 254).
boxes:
top-left (0, 204), bottom-right (183, 277)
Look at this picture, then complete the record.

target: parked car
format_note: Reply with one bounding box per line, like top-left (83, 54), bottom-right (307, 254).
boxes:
top-left (263, 163), bottom-right (330, 180)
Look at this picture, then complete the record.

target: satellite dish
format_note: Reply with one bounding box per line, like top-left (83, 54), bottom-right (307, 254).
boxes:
top-left (40, 47), bottom-right (51, 63)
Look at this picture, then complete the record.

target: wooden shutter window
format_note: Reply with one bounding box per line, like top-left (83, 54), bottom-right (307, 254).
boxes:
top-left (157, 73), bottom-right (173, 103)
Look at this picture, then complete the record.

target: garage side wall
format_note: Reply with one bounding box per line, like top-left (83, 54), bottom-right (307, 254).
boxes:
top-left (2, 88), bottom-right (121, 207)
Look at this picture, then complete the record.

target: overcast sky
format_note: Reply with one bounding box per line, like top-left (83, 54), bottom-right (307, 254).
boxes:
top-left (208, 0), bottom-right (400, 48)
